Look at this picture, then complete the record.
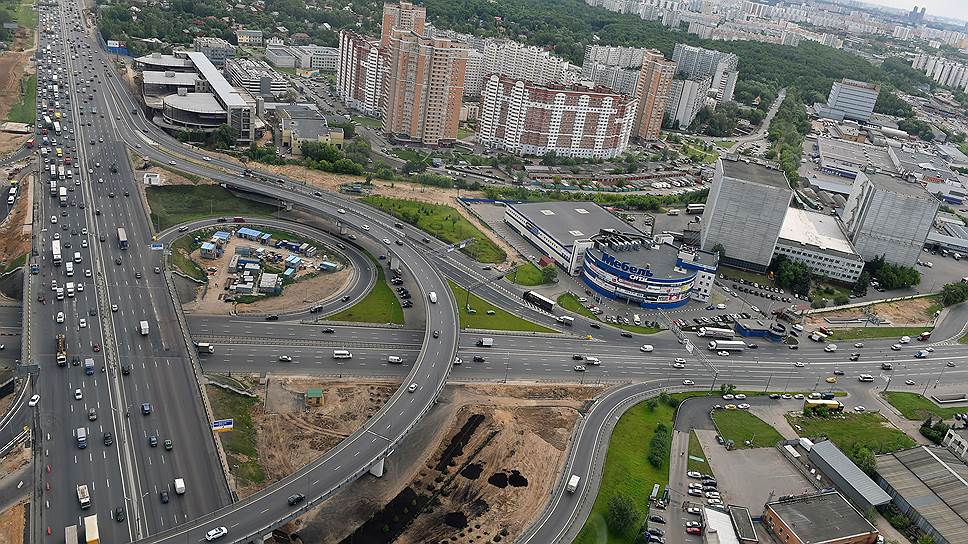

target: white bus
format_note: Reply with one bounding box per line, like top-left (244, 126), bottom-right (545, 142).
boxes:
top-left (53, 121), bottom-right (61, 134)
top-left (332, 350), bottom-right (353, 359)
top-left (52, 239), bottom-right (62, 265)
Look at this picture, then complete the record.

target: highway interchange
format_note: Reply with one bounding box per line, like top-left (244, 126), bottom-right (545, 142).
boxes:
top-left (4, 0), bottom-right (968, 543)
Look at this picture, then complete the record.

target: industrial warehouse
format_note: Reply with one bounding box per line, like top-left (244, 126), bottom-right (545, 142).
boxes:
top-left (503, 201), bottom-right (719, 309)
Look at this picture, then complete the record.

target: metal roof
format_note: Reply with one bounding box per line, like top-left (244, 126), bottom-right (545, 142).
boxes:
top-left (186, 51), bottom-right (247, 107)
top-left (877, 446), bottom-right (968, 544)
top-left (766, 491), bottom-right (877, 543)
top-left (809, 440), bottom-right (891, 506)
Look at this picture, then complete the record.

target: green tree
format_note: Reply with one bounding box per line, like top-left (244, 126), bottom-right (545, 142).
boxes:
top-left (541, 265), bottom-right (558, 284)
top-left (606, 494), bottom-right (640, 533)
top-left (940, 282), bottom-right (968, 306)
top-left (212, 124), bottom-right (239, 149)
top-left (847, 445), bottom-right (876, 476)
top-left (711, 243), bottom-right (726, 260)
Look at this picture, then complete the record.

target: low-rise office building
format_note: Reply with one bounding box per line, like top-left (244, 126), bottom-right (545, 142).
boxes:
top-left (775, 208), bottom-right (864, 283)
top-left (276, 104), bottom-right (344, 156)
top-left (763, 491), bottom-right (880, 544)
top-left (266, 44), bottom-right (339, 72)
top-left (135, 52), bottom-right (194, 72)
top-left (236, 29), bottom-right (263, 46)
top-left (224, 57), bottom-right (288, 98)
top-left (193, 36), bottom-right (235, 66)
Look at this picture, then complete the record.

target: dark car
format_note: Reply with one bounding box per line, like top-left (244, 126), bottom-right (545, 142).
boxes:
top-left (621, 332), bottom-right (633, 338)
top-left (88, 308), bottom-right (97, 316)
top-left (747, 343), bottom-right (758, 349)
top-left (321, 328), bottom-right (335, 334)
top-left (590, 323), bottom-right (601, 329)
top-left (648, 514), bottom-right (665, 524)
top-left (432, 330), bottom-right (440, 338)
top-left (788, 344), bottom-right (799, 350)
top-left (647, 528), bottom-right (664, 537)
top-left (122, 364), bottom-right (132, 375)
top-left (472, 356), bottom-right (486, 362)
top-left (341, 295), bottom-right (351, 302)
top-left (769, 393), bottom-right (781, 399)
top-left (115, 507), bottom-right (125, 522)
top-left (287, 493), bottom-right (305, 506)
top-left (115, 257), bottom-right (122, 265)
top-left (573, 354), bottom-right (584, 360)
top-left (265, 314), bottom-right (279, 321)
top-left (159, 491), bottom-right (169, 503)
top-left (149, 435), bottom-right (158, 447)
top-left (833, 369), bottom-right (845, 376)
top-left (141, 402), bottom-right (152, 415)
top-left (103, 432), bottom-right (113, 446)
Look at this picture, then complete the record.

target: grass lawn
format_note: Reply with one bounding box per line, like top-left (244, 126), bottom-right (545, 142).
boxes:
top-left (825, 326), bottom-right (931, 341)
top-left (457, 127), bottom-right (474, 140)
top-left (961, 333), bottom-right (968, 344)
top-left (506, 263), bottom-right (549, 287)
top-left (556, 293), bottom-right (660, 334)
top-left (687, 430), bottom-right (712, 475)
top-left (328, 263), bottom-right (404, 325)
top-left (170, 235), bottom-right (206, 281)
top-left (787, 412), bottom-right (916, 454)
top-left (362, 196), bottom-right (506, 263)
top-left (6, 74), bottom-right (36, 124)
top-left (1, 252), bottom-right (27, 275)
top-left (924, 296), bottom-right (943, 318)
top-left (720, 265), bottom-right (773, 287)
top-left (206, 386), bottom-right (265, 485)
top-left (146, 185), bottom-right (279, 231)
top-left (575, 397), bottom-right (683, 544)
top-left (711, 410), bottom-right (784, 449)
top-left (449, 280), bottom-right (556, 333)
top-left (351, 116), bottom-right (383, 129)
top-left (882, 392), bottom-right (963, 421)
top-left (15, 2), bottom-right (37, 30)
top-left (715, 140), bottom-right (736, 149)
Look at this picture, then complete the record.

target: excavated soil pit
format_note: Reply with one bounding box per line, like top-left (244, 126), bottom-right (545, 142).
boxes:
top-left (460, 463), bottom-right (483, 480)
top-left (435, 413), bottom-right (484, 471)
top-left (338, 486), bottom-right (427, 543)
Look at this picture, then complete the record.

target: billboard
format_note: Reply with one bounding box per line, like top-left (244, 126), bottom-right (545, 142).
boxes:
top-left (211, 419), bottom-right (234, 432)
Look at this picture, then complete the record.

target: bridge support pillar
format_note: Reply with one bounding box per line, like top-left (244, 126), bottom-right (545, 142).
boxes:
top-left (369, 457), bottom-right (385, 478)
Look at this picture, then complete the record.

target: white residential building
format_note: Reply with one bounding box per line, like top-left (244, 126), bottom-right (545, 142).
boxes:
top-left (666, 77), bottom-right (711, 128)
top-left (336, 30), bottom-right (385, 117)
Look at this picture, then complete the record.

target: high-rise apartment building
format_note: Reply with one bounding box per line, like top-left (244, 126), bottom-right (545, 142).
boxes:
top-left (381, 1), bottom-right (426, 48)
top-left (383, 31), bottom-right (467, 146)
top-left (666, 77), bottom-right (711, 128)
top-left (336, 30), bottom-right (386, 117)
top-left (671, 44), bottom-right (738, 102)
top-left (464, 49), bottom-right (485, 97)
top-left (481, 40), bottom-right (576, 87)
top-left (478, 75), bottom-right (637, 159)
top-left (580, 45), bottom-right (651, 95)
top-left (840, 171), bottom-right (939, 266)
top-left (633, 50), bottom-right (676, 141)
top-left (825, 79), bottom-right (880, 123)
top-left (700, 158), bottom-right (793, 272)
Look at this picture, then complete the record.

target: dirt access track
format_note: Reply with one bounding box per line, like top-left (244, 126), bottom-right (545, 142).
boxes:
top-left (287, 383), bottom-right (604, 544)
top-left (806, 296), bottom-right (937, 328)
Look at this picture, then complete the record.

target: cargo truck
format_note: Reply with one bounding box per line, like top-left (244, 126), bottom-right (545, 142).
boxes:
top-left (556, 315), bottom-right (575, 326)
top-left (698, 327), bottom-right (735, 339)
top-left (139, 320), bottom-right (149, 335)
top-left (918, 331), bottom-right (932, 341)
top-left (83, 514), bottom-right (98, 544)
top-left (707, 340), bottom-right (746, 351)
top-left (77, 484), bottom-right (91, 509)
top-left (566, 474), bottom-right (581, 493)
top-left (65, 525), bottom-right (79, 544)
top-left (476, 337), bottom-right (494, 347)
top-left (56, 334), bottom-right (67, 366)
top-left (196, 342), bottom-right (215, 354)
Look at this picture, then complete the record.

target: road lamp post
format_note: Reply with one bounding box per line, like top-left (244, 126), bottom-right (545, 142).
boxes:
top-left (709, 370), bottom-right (719, 393)
top-left (764, 372), bottom-right (773, 393)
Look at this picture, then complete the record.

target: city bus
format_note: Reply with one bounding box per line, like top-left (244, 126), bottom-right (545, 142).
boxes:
top-left (117, 228), bottom-right (128, 250)
top-left (49, 180), bottom-right (57, 196)
top-left (523, 290), bottom-right (556, 312)
top-left (49, 164), bottom-right (57, 180)
top-left (52, 239), bottom-right (62, 266)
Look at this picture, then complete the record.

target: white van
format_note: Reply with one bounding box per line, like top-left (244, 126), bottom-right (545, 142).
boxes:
top-left (428, 291), bottom-right (438, 304)
top-left (387, 355), bottom-right (403, 364)
top-left (333, 350), bottom-right (352, 359)
top-left (585, 357), bottom-right (601, 365)
top-left (65, 262), bottom-right (74, 276)
top-left (73, 251), bottom-right (81, 263)
top-left (174, 478), bottom-right (186, 494)
top-left (858, 374), bottom-right (874, 382)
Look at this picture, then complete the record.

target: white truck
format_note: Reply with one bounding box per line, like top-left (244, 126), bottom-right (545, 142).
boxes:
top-left (196, 342), bottom-right (215, 354)
top-left (707, 340), bottom-right (746, 351)
top-left (174, 478), bottom-right (186, 495)
top-left (139, 320), bottom-right (149, 335)
top-left (476, 337), bottom-right (494, 347)
top-left (77, 484), bottom-right (91, 509)
top-left (566, 474), bottom-right (581, 493)
top-left (556, 315), bottom-right (575, 326)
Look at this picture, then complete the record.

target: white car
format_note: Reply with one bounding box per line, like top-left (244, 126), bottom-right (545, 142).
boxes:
top-left (204, 527), bottom-right (227, 541)
top-left (278, 355), bottom-right (292, 362)
top-left (28, 394), bottom-right (40, 407)
top-left (453, 356), bottom-right (462, 365)
top-left (738, 403), bottom-right (750, 409)
top-left (891, 344), bottom-right (902, 351)
top-left (717, 350), bottom-right (729, 357)
top-left (682, 379), bottom-right (695, 386)
top-left (794, 361), bottom-right (806, 367)
top-left (361, 224), bottom-right (370, 231)
top-left (338, 208), bottom-right (346, 214)
top-left (905, 380), bottom-right (916, 385)
top-left (74, 388), bottom-right (82, 400)
top-left (824, 344), bottom-right (837, 352)
top-left (167, 160), bottom-right (176, 165)
top-left (687, 471), bottom-right (702, 479)
top-left (77, 283), bottom-right (83, 292)
top-left (81, 240), bottom-right (88, 248)
top-left (734, 394), bottom-right (747, 400)
top-left (853, 406), bottom-right (866, 412)
top-left (674, 357), bottom-right (686, 364)
top-left (50, 215), bottom-right (57, 224)
top-left (407, 383), bottom-right (418, 393)
top-left (383, 238), bottom-right (391, 245)
top-left (854, 342), bottom-right (864, 348)
top-left (750, 305), bottom-right (760, 313)
top-left (202, 156), bottom-right (211, 161)
top-left (56, 312), bottom-right (65, 323)
top-left (85, 269), bottom-right (91, 277)
top-left (111, 304), bottom-right (118, 312)
top-left (639, 344), bottom-right (654, 352)
top-left (79, 318), bottom-right (87, 328)
top-left (794, 393), bottom-right (805, 400)
top-left (574, 365), bottom-right (586, 372)
top-left (672, 362), bottom-right (685, 369)
top-left (722, 394), bottom-right (734, 400)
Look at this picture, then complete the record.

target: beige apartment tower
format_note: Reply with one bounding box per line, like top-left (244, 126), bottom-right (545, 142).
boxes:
top-left (381, 2), bottom-right (426, 48)
top-left (383, 31), bottom-right (467, 147)
top-left (634, 50), bottom-right (676, 141)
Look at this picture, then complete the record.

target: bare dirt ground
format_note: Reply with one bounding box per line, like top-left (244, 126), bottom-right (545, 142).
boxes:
top-left (0, 447), bottom-right (29, 480)
top-left (235, 377), bottom-right (401, 498)
top-left (0, 26), bottom-right (36, 158)
top-left (0, 133), bottom-right (28, 158)
top-left (0, 501), bottom-right (25, 544)
top-left (806, 296), bottom-right (937, 327)
top-left (0, 175), bottom-right (31, 267)
top-left (284, 383), bottom-right (604, 543)
top-left (183, 235), bottom-right (353, 315)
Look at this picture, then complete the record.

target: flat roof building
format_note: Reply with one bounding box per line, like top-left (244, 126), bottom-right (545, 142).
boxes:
top-left (763, 491), bottom-right (879, 544)
top-left (193, 36), bottom-right (236, 67)
top-left (841, 171), bottom-right (939, 266)
top-left (807, 440), bottom-right (891, 511)
top-left (135, 52), bottom-right (194, 72)
top-left (876, 446), bottom-right (968, 544)
top-left (276, 105), bottom-right (344, 156)
top-left (224, 57), bottom-right (288, 98)
top-left (775, 208), bottom-right (864, 283)
top-left (700, 158), bottom-right (793, 272)
top-left (236, 29), bottom-right (263, 46)
top-left (816, 137), bottom-right (896, 180)
top-left (142, 71), bottom-right (200, 101)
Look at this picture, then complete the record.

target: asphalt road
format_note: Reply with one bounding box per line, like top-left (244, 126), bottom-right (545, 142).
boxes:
top-left (29, 5), bottom-right (230, 542)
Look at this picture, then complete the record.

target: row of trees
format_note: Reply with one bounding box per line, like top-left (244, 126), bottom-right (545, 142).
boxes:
top-left (766, 89), bottom-right (810, 187)
top-left (865, 255), bottom-right (921, 290)
top-left (483, 186), bottom-right (709, 211)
